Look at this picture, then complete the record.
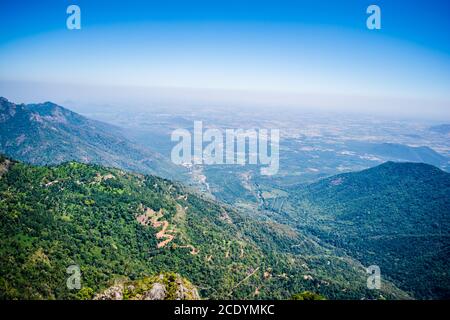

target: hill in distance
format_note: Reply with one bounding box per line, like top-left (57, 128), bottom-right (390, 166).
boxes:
top-left (0, 97), bottom-right (184, 181)
top-left (346, 141), bottom-right (448, 168)
top-left (429, 124), bottom-right (450, 135)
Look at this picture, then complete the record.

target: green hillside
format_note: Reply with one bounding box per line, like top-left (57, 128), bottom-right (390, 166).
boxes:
top-left (287, 162), bottom-right (450, 299)
top-left (0, 156), bottom-right (408, 300)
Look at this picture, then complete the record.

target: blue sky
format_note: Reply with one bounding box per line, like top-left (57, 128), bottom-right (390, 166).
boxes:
top-left (0, 0), bottom-right (449, 118)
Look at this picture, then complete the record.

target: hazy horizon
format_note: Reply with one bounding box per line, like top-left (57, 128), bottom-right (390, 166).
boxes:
top-left (1, 80), bottom-right (449, 123)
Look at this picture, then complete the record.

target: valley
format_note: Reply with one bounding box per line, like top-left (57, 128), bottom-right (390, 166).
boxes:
top-left (0, 98), bottom-right (449, 300)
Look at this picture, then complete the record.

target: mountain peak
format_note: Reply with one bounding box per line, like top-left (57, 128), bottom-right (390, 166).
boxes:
top-left (306, 161), bottom-right (449, 202)
top-left (0, 97), bottom-right (20, 120)
top-left (0, 97), bottom-right (14, 108)
top-left (26, 101), bottom-right (72, 117)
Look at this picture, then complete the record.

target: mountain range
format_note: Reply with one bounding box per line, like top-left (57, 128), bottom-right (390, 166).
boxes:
top-left (0, 97), bottom-right (184, 181)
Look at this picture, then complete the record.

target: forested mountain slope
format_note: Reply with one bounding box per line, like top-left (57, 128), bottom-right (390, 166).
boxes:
top-left (0, 156), bottom-right (409, 300)
top-left (287, 162), bottom-right (450, 299)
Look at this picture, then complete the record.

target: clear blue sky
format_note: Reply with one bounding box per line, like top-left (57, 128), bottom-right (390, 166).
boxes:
top-left (0, 0), bottom-right (449, 117)
top-left (1, 0), bottom-right (449, 52)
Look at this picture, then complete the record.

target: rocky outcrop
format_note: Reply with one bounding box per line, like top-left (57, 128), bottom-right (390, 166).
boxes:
top-left (94, 284), bottom-right (124, 300)
top-left (0, 157), bottom-right (12, 178)
top-left (94, 273), bottom-right (200, 300)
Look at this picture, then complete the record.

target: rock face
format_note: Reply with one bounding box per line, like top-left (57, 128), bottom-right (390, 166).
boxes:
top-left (0, 157), bottom-right (11, 178)
top-left (94, 273), bottom-right (200, 300)
top-left (94, 284), bottom-right (124, 300)
top-left (142, 282), bottom-right (167, 300)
